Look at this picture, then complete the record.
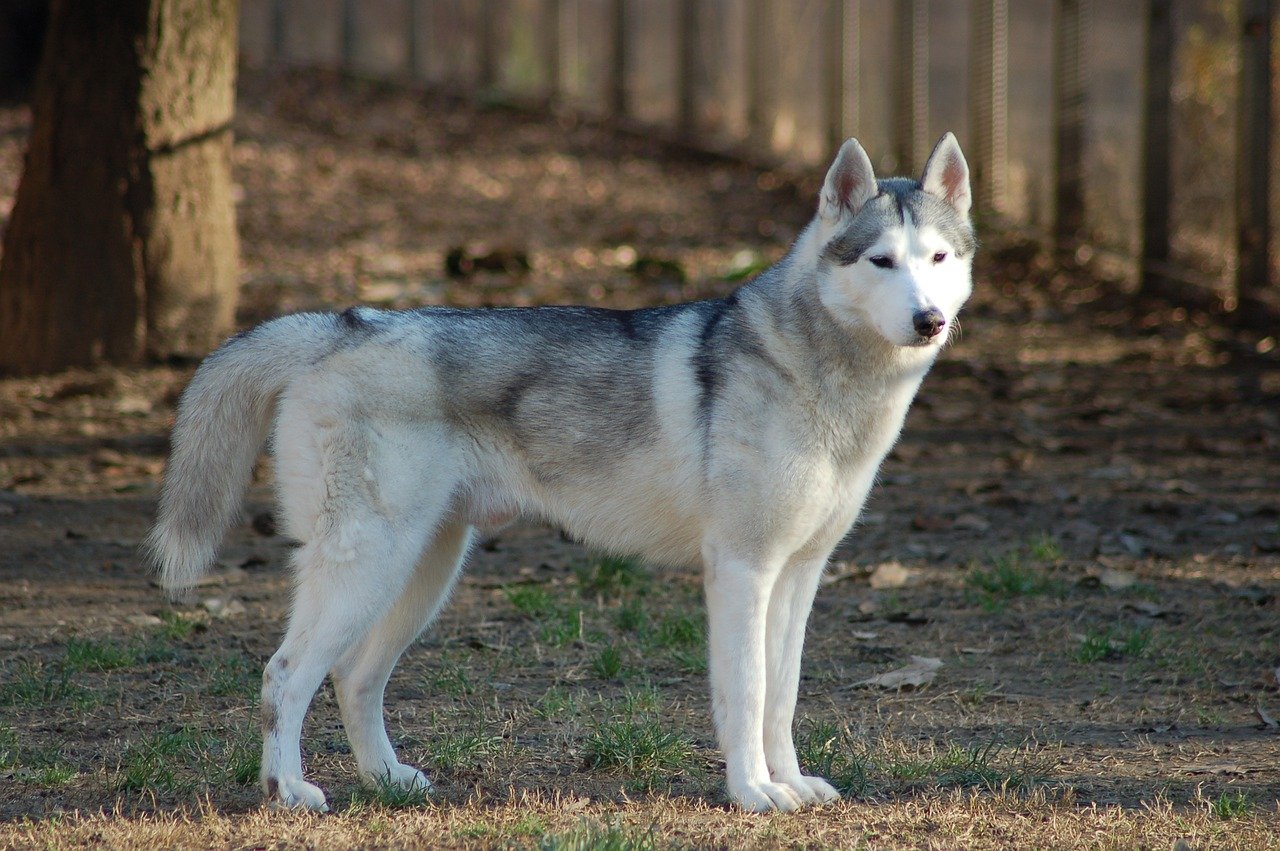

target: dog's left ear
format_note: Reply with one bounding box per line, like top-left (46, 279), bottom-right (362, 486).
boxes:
top-left (921, 132), bottom-right (971, 218)
top-left (820, 138), bottom-right (877, 225)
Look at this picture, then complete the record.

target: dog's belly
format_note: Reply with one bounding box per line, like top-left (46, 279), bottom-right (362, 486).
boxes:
top-left (461, 442), bottom-right (708, 568)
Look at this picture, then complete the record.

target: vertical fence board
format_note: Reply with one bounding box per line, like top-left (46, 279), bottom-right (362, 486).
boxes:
top-left (745, 0), bottom-right (766, 143)
top-left (341, 0), bottom-right (357, 66)
top-left (1139, 0), bottom-right (1173, 294)
top-left (891, 0), bottom-right (928, 173)
top-left (609, 0), bottom-right (628, 117)
top-left (271, 0), bottom-right (287, 59)
top-left (678, 0), bottom-right (700, 136)
top-left (1237, 0), bottom-right (1273, 308)
top-left (541, 0), bottom-right (561, 101)
top-left (1052, 0), bottom-right (1087, 244)
top-left (405, 0), bottom-right (420, 79)
top-left (970, 0), bottom-right (1008, 215)
top-left (478, 4), bottom-right (496, 90)
top-left (822, 0), bottom-right (858, 153)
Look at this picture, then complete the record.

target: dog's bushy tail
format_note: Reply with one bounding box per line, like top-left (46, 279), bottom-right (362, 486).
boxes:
top-left (145, 312), bottom-right (342, 596)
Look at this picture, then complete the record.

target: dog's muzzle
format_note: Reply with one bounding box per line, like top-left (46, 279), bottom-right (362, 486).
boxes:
top-left (912, 308), bottom-right (947, 339)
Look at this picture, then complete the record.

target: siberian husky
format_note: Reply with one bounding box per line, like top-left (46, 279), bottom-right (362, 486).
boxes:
top-left (148, 133), bottom-right (975, 812)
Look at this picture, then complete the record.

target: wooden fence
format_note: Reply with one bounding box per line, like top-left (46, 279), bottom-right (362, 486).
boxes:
top-left (239, 0), bottom-right (1277, 317)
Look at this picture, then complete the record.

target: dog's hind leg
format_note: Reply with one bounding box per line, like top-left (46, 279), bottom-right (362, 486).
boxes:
top-left (762, 555), bottom-right (840, 805)
top-left (331, 520), bottom-right (473, 793)
top-left (259, 512), bottom-right (439, 811)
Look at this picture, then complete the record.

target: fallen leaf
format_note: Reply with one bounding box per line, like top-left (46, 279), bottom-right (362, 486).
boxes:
top-left (851, 630), bottom-right (879, 641)
top-left (856, 656), bottom-right (943, 690)
top-left (1179, 762), bottom-right (1254, 776)
top-left (869, 561), bottom-right (914, 589)
top-left (1098, 567), bottom-right (1137, 590)
top-left (951, 513), bottom-right (991, 532)
top-left (1123, 600), bottom-right (1176, 619)
top-left (202, 596), bottom-right (246, 619)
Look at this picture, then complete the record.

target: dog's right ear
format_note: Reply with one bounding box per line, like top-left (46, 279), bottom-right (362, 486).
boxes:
top-left (819, 138), bottom-right (877, 225)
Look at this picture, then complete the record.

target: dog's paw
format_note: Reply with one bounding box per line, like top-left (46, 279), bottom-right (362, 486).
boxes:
top-left (729, 779), bottom-right (806, 813)
top-left (362, 763), bottom-right (432, 795)
top-left (783, 773), bottom-right (841, 805)
top-left (264, 775), bottom-right (330, 812)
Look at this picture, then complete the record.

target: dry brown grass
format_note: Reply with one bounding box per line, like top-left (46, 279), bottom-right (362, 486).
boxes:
top-left (3, 788), bottom-right (1278, 850)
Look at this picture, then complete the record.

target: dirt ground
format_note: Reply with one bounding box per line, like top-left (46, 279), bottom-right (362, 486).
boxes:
top-left (1, 70), bottom-right (1279, 848)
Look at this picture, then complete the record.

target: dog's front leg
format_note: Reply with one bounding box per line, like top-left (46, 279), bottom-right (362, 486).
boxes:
top-left (763, 556), bottom-right (840, 805)
top-left (703, 547), bottom-right (805, 812)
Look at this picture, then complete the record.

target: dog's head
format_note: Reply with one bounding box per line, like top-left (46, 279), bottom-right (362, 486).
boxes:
top-left (813, 134), bottom-right (975, 349)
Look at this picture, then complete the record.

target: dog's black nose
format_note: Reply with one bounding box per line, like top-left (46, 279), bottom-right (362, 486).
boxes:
top-left (913, 308), bottom-right (946, 338)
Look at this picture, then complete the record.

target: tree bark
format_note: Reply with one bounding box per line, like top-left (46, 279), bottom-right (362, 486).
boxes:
top-left (0, 0), bottom-right (239, 375)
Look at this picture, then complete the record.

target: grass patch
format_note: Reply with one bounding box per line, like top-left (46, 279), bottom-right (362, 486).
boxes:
top-left (63, 637), bottom-right (138, 673)
top-left (0, 728), bottom-right (77, 788)
top-left (584, 696), bottom-right (696, 791)
top-left (0, 659), bottom-right (94, 709)
top-left (203, 652), bottom-right (259, 697)
top-left (505, 584), bottom-right (555, 618)
top-left (532, 686), bottom-right (581, 720)
top-left (795, 720), bottom-right (873, 797)
top-left (593, 645), bottom-right (626, 680)
top-left (423, 655), bottom-right (476, 698)
top-left (504, 584), bottom-right (585, 647)
top-left (540, 819), bottom-right (659, 851)
top-left (116, 725), bottom-right (260, 794)
top-left (1027, 532), bottom-right (1064, 562)
top-left (795, 720), bottom-right (1047, 797)
top-left (422, 727), bottom-right (504, 773)
top-left (1075, 627), bottom-right (1152, 663)
top-left (576, 555), bottom-right (645, 599)
top-left (966, 551), bottom-right (1059, 610)
top-left (1210, 790), bottom-right (1253, 820)
top-left (352, 772), bottom-right (431, 809)
top-left (157, 611), bottom-right (200, 641)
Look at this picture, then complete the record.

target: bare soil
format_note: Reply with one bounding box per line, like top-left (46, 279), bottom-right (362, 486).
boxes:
top-left (1, 70), bottom-right (1279, 848)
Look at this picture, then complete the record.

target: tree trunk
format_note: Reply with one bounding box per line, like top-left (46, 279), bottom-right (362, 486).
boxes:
top-left (0, 0), bottom-right (239, 375)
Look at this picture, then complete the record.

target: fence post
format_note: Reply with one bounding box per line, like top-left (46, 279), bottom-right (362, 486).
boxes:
top-left (1052, 0), bottom-right (1088, 245)
top-left (541, 0), bottom-right (561, 102)
top-left (272, 0), bottom-right (287, 61)
top-left (823, 0), bottom-right (859, 153)
top-left (1139, 0), bottom-right (1173, 295)
top-left (891, 0), bottom-right (928, 174)
top-left (677, 0), bottom-right (700, 137)
top-left (969, 0), bottom-right (1008, 216)
top-left (1237, 0), bottom-right (1273, 312)
top-left (609, 0), bottom-right (628, 117)
top-left (341, 0), bottom-right (357, 67)
top-left (745, 0), bottom-right (766, 145)
top-left (405, 0), bottom-right (420, 81)
top-left (478, 5), bottom-right (496, 90)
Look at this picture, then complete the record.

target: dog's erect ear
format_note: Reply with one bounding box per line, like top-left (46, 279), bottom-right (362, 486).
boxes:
top-left (921, 132), bottom-right (971, 217)
top-left (819, 138), bottom-right (877, 224)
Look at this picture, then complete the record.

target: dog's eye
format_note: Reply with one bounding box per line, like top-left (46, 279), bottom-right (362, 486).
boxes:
top-left (932, 251), bottom-right (948, 264)
top-left (869, 256), bottom-right (894, 269)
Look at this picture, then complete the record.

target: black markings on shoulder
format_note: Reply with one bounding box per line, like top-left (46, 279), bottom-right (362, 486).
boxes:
top-left (692, 292), bottom-right (738, 437)
top-left (339, 306), bottom-right (368, 329)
